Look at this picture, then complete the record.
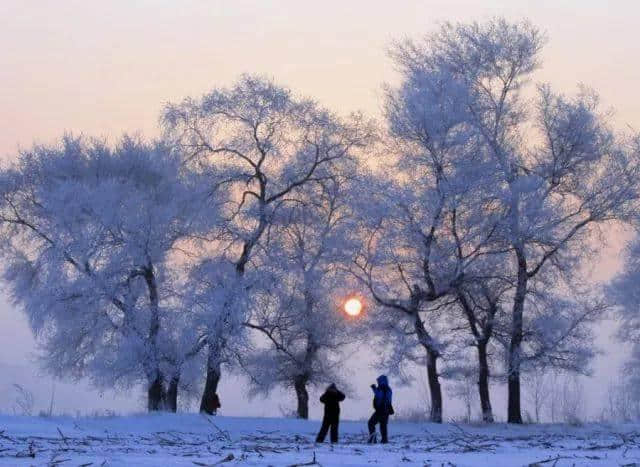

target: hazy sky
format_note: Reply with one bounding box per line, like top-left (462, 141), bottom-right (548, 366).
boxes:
top-left (1, 1), bottom-right (639, 420)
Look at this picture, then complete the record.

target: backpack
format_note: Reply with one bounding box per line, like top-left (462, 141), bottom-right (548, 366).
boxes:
top-left (374, 386), bottom-right (394, 415)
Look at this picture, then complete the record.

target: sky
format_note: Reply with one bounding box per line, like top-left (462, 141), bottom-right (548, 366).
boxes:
top-left (1, 0), bottom-right (639, 421)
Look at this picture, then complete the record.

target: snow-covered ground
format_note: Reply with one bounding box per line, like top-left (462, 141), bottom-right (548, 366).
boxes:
top-left (1, 414), bottom-right (640, 466)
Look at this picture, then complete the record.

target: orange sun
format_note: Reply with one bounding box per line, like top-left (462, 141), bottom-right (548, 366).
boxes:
top-left (344, 297), bottom-right (363, 317)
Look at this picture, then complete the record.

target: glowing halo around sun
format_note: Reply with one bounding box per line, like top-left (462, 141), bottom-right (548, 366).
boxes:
top-left (344, 297), bottom-right (363, 317)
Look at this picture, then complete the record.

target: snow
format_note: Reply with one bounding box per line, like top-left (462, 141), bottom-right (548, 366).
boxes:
top-left (1, 414), bottom-right (640, 466)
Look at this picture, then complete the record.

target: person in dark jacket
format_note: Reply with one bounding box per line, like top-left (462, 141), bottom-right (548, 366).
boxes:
top-left (316, 383), bottom-right (345, 443)
top-left (368, 375), bottom-right (393, 444)
top-left (211, 393), bottom-right (221, 415)
top-left (201, 392), bottom-right (221, 415)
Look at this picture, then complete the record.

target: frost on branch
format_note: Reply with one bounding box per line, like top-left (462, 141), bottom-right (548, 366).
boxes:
top-left (0, 136), bottom-right (221, 411)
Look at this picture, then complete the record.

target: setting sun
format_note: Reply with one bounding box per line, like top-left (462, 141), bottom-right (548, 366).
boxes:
top-left (344, 297), bottom-right (363, 317)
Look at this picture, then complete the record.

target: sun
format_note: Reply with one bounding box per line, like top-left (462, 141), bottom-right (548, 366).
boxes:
top-left (344, 297), bottom-right (363, 317)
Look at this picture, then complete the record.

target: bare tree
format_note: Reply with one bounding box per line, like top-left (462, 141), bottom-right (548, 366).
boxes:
top-left (454, 269), bottom-right (510, 423)
top-left (242, 180), bottom-right (359, 419)
top-left (352, 177), bottom-right (495, 423)
top-left (12, 384), bottom-right (34, 416)
top-left (605, 374), bottom-right (640, 422)
top-left (0, 136), bottom-right (218, 411)
top-left (560, 374), bottom-right (585, 424)
top-left (161, 75), bottom-right (373, 413)
top-left (449, 367), bottom-right (479, 423)
top-left (610, 231), bottom-right (640, 421)
top-left (389, 18), bottom-right (640, 423)
top-left (351, 20), bottom-right (510, 422)
top-left (523, 371), bottom-right (550, 423)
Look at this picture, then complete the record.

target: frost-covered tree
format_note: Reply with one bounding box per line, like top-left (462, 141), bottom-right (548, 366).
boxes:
top-left (523, 371), bottom-right (550, 423)
top-left (453, 266), bottom-right (510, 423)
top-left (390, 18), bottom-right (640, 423)
top-left (453, 258), bottom-right (599, 424)
top-left (161, 75), bottom-right (372, 413)
top-left (0, 136), bottom-right (219, 411)
top-left (11, 384), bottom-right (34, 416)
top-left (352, 170), bottom-right (497, 423)
top-left (179, 253), bottom-right (256, 413)
top-left (351, 26), bottom-right (505, 422)
top-left (243, 180), bottom-right (359, 419)
top-left (610, 233), bottom-right (640, 421)
top-left (605, 368), bottom-right (640, 421)
top-left (448, 366), bottom-right (478, 423)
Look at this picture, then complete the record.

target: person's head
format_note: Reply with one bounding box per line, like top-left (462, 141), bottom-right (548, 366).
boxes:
top-left (377, 375), bottom-right (389, 387)
top-left (327, 383), bottom-right (337, 391)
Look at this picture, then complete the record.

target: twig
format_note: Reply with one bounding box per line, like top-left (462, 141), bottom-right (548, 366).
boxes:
top-left (57, 427), bottom-right (69, 447)
top-left (0, 429), bottom-right (16, 442)
top-left (423, 437), bottom-right (464, 452)
top-left (449, 423), bottom-right (468, 436)
top-left (201, 414), bottom-right (232, 442)
top-left (584, 442), bottom-right (624, 450)
top-left (15, 440), bottom-right (36, 458)
top-left (527, 454), bottom-right (571, 466)
top-left (214, 453), bottom-right (235, 465)
top-left (49, 457), bottom-right (72, 465)
top-left (193, 453), bottom-right (235, 466)
top-left (288, 451), bottom-right (319, 467)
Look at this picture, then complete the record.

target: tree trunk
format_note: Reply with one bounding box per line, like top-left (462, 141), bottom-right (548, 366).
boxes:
top-left (456, 292), bottom-right (495, 423)
top-left (426, 350), bottom-right (443, 423)
top-left (477, 343), bottom-right (494, 423)
top-left (200, 352), bottom-right (221, 414)
top-left (294, 377), bottom-right (309, 419)
top-left (507, 248), bottom-right (527, 424)
top-left (413, 311), bottom-right (443, 423)
top-left (199, 214), bottom-right (265, 413)
top-left (148, 373), bottom-right (166, 411)
top-left (144, 265), bottom-right (166, 412)
top-left (166, 374), bottom-right (180, 413)
top-left (507, 370), bottom-right (522, 423)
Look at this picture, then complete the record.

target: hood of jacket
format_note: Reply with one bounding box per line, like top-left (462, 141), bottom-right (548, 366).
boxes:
top-left (377, 375), bottom-right (389, 387)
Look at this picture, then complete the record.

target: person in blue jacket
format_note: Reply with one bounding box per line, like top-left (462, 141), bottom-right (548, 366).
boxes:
top-left (368, 375), bottom-right (394, 444)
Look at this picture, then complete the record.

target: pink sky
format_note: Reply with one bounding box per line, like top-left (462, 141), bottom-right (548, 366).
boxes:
top-left (2, 1), bottom-right (639, 156)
